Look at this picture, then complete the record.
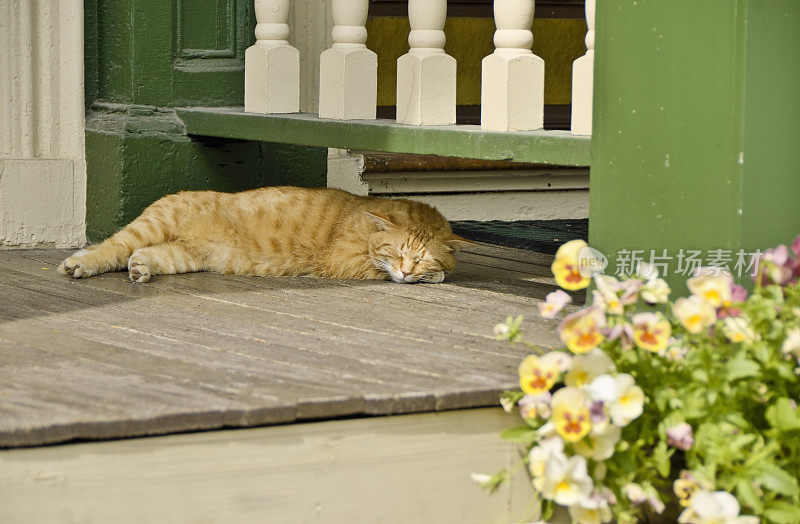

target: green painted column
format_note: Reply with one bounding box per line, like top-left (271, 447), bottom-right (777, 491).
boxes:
top-left (589, 0), bottom-right (800, 289)
top-left (84, 0), bottom-right (326, 241)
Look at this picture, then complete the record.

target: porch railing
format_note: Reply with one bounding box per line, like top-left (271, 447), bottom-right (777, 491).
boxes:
top-left (242, 0), bottom-right (594, 136)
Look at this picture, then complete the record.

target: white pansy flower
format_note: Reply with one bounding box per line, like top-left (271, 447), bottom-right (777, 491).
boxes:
top-left (539, 289), bottom-right (572, 319)
top-left (678, 490), bottom-right (759, 524)
top-left (565, 349), bottom-right (615, 388)
top-left (584, 373), bottom-right (644, 427)
top-left (593, 275), bottom-right (624, 315)
top-left (573, 424), bottom-right (621, 461)
top-left (636, 262), bottom-right (671, 303)
top-left (539, 453), bottom-right (593, 506)
top-left (687, 268), bottom-right (734, 308)
top-left (660, 338), bottom-right (690, 361)
top-left (636, 261), bottom-right (659, 280)
top-left (536, 420), bottom-right (557, 438)
top-left (674, 295), bottom-right (717, 334)
top-left (540, 350), bottom-right (573, 373)
top-left (519, 392), bottom-right (552, 420)
top-left (528, 436), bottom-right (565, 478)
top-left (781, 327), bottom-right (800, 359)
top-left (641, 277), bottom-right (671, 304)
top-left (568, 494), bottom-right (613, 524)
top-left (722, 316), bottom-right (758, 344)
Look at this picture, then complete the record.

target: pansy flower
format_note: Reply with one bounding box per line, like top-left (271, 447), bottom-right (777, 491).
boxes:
top-left (539, 289), bottom-right (572, 319)
top-left (632, 312), bottom-right (672, 353)
top-left (721, 315), bottom-right (758, 344)
top-left (551, 240), bottom-right (591, 291)
top-left (559, 307), bottom-right (606, 354)
top-left (674, 295), bottom-right (717, 334)
top-left (687, 268), bottom-right (734, 308)
top-left (518, 352), bottom-right (566, 395)
top-left (551, 387), bottom-right (592, 442)
top-left (539, 452), bottom-right (593, 506)
top-left (565, 349), bottom-right (615, 388)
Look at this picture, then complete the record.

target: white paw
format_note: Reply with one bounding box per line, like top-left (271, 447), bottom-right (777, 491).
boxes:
top-left (58, 252), bottom-right (97, 279)
top-left (128, 255), bottom-right (151, 283)
top-left (419, 271), bottom-right (445, 284)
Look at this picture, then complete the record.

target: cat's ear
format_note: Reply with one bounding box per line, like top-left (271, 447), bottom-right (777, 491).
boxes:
top-left (362, 211), bottom-right (395, 231)
top-left (445, 234), bottom-right (477, 252)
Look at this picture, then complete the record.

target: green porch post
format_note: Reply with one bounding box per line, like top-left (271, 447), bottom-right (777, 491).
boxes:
top-left (589, 0), bottom-right (800, 290)
top-left (84, 0), bottom-right (326, 242)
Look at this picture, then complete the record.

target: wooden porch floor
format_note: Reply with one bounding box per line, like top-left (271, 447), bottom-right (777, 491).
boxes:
top-left (0, 245), bottom-right (566, 448)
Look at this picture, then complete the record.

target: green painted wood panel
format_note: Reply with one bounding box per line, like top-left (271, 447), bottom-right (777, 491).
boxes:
top-left (93, 0), bottom-right (253, 107)
top-left (589, 0), bottom-right (800, 289)
top-left (739, 1), bottom-right (800, 252)
top-left (176, 108), bottom-right (592, 166)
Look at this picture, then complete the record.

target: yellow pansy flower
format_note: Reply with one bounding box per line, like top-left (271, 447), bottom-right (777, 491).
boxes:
top-left (674, 295), bottom-right (717, 334)
top-left (687, 269), bottom-right (733, 308)
top-left (518, 354), bottom-right (560, 395)
top-left (559, 307), bottom-right (606, 354)
top-left (632, 312), bottom-right (672, 353)
top-left (551, 387), bottom-right (592, 442)
top-left (551, 240), bottom-right (591, 291)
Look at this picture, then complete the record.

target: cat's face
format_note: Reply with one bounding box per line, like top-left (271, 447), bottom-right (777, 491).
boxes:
top-left (365, 212), bottom-right (470, 284)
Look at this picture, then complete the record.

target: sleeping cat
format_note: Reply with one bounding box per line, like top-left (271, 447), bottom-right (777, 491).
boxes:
top-left (58, 186), bottom-right (472, 284)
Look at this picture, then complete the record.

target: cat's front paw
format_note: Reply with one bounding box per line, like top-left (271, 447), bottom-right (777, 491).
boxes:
top-left (58, 250), bottom-right (97, 279)
top-left (128, 256), bottom-right (151, 283)
top-left (419, 271), bottom-right (445, 284)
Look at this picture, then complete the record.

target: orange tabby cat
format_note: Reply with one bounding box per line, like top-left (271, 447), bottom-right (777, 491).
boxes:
top-left (58, 187), bottom-right (471, 284)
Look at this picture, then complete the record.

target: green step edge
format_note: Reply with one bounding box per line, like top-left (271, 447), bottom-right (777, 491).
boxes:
top-left (175, 107), bottom-right (591, 167)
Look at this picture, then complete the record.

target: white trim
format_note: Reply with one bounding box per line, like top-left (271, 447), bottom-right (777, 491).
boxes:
top-left (403, 191), bottom-right (589, 221)
top-left (364, 169), bottom-right (589, 194)
top-left (0, 0), bottom-right (86, 247)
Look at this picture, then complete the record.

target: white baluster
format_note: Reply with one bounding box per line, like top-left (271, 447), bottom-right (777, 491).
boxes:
top-left (245, 0), bottom-right (300, 114)
top-left (396, 0), bottom-right (456, 126)
top-left (571, 0), bottom-right (595, 135)
top-left (481, 0), bottom-right (544, 131)
top-left (319, 0), bottom-right (377, 119)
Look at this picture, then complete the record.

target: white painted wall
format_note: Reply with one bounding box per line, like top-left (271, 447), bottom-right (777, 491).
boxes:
top-left (0, 0), bottom-right (86, 248)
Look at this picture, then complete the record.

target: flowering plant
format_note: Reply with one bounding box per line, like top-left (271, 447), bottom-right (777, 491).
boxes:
top-left (476, 237), bottom-right (800, 523)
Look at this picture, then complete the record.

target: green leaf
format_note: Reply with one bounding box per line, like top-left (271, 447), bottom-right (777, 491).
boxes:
top-left (769, 360), bottom-right (798, 382)
top-left (499, 426), bottom-right (537, 444)
top-left (652, 441), bottom-right (672, 478)
top-left (765, 501), bottom-right (800, 524)
top-left (766, 398), bottom-right (800, 432)
top-left (756, 463), bottom-right (800, 497)
top-left (541, 499), bottom-right (555, 521)
top-left (726, 356), bottom-right (760, 380)
top-left (735, 478), bottom-right (763, 513)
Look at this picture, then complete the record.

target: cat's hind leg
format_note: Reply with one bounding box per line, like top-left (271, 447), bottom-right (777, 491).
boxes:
top-left (127, 242), bottom-right (204, 283)
top-left (59, 206), bottom-right (174, 278)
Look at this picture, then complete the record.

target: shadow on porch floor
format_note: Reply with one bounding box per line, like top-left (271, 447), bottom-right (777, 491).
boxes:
top-left (0, 244), bottom-right (576, 448)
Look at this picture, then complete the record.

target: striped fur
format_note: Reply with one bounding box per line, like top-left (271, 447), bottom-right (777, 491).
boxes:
top-left (58, 187), bottom-right (470, 284)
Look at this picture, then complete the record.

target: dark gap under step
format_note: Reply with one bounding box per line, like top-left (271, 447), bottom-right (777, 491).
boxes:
top-left (450, 219), bottom-right (589, 255)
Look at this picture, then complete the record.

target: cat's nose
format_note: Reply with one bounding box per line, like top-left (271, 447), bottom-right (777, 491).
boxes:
top-left (401, 270), bottom-right (411, 278)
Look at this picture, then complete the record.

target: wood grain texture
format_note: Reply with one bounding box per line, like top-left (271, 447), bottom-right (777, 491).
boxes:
top-left (0, 247), bottom-right (564, 447)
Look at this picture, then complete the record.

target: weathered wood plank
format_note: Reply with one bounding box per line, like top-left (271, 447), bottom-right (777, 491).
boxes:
top-left (0, 249), bottom-right (558, 447)
top-left (0, 409), bottom-right (537, 524)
